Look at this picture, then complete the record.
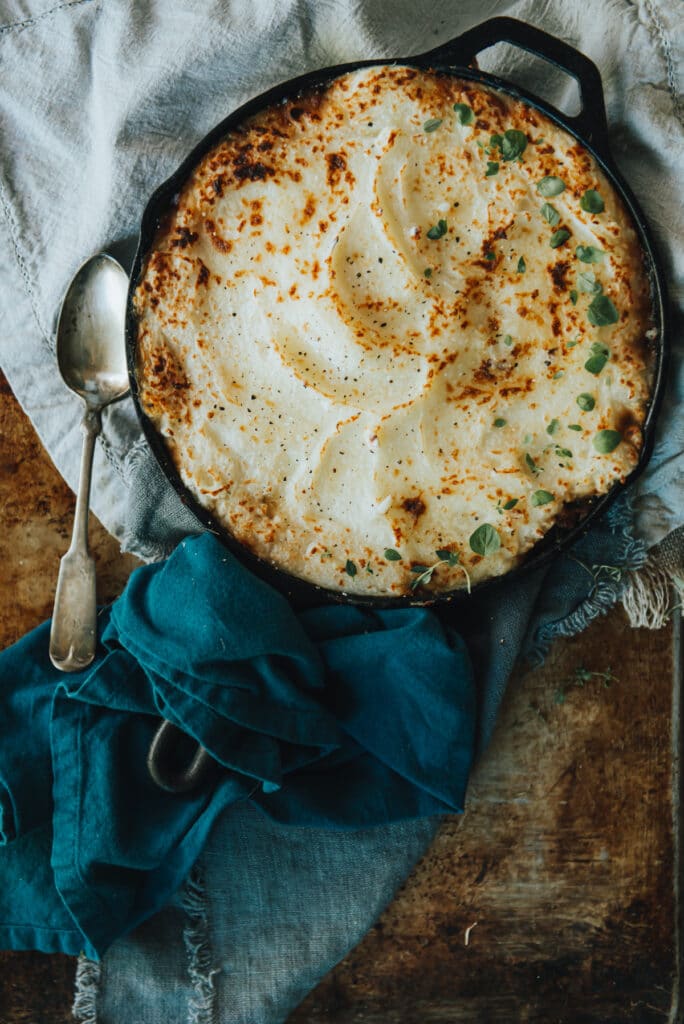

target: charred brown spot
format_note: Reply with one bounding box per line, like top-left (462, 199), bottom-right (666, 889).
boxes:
top-left (301, 195), bottom-right (316, 222)
top-left (474, 359), bottom-right (496, 384)
top-left (170, 227), bottom-right (198, 249)
top-left (235, 160), bottom-right (273, 182)
top-left (326, 151), bottom-right (347, 187)
top-left (211, 176), bottom-right (224, 197)
top-left (402, 496), bottom-right (426, 520)
top-left (204, 219), bottom-right (233, 254)
top-left (290, 107), bottom-right (305, 120)
top-left (232, 148), bottom-right (275, 183)
top-left (550, 261), bottom-right (571, 291)
top-left (614, 407), bottom-right (641, 438)
top-left (196, 261), bottom-right (209, 287)
top-left (144, 347), bottom-right (191, 420)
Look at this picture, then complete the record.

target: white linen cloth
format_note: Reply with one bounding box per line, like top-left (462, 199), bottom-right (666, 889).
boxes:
top-left (0, 0), bottom-right (682, 561)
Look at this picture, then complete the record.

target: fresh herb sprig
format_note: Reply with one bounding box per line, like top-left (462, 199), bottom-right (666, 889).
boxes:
top-left (410, 549), bottom-right (471, 593)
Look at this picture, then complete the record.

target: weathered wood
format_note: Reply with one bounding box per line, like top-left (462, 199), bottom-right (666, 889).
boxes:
top-left (0, 370), bottom-right (678, 1023)
top-left (289, 613), bottom-right (679, 1023)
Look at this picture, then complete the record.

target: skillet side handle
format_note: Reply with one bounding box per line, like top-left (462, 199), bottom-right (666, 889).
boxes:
top-left (416, 17), bottom-right (610, 160)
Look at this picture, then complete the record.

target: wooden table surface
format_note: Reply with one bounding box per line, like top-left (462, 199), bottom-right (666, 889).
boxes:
top-left (0, 369), bottom-right (680, 1023)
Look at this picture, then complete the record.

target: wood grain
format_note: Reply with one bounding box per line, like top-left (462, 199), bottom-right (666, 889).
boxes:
top-left (289, 612), bottom-right (679, 1023)
top-left (0, 369), bottom-right (678, 1023)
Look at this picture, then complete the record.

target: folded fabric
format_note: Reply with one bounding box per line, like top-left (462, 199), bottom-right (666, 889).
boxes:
top-left (0, 533), bottom-right (474, 959)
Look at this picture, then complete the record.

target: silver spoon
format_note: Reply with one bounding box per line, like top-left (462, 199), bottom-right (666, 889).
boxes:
top-left (49, 253), bottom-right (129, 671)
top-left (49, 252), bottom-right (214, 793)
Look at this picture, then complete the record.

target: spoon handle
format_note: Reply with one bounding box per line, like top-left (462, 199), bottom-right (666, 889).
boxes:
top-left (49, 409), bottom-right (101, 672)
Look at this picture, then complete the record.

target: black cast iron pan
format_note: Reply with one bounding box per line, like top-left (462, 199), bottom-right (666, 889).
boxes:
top-left (128, 17), bottom-right (669, 791)
top-left (126, 16), bottom-right (668, 617)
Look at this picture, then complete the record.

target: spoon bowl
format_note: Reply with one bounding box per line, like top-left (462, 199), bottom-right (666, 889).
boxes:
top-left (49, 253), bottom-right (130, 671)
top-left (56, 254), bottom-right (129, 407)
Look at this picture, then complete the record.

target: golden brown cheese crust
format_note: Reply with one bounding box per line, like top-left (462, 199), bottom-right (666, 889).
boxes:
top-left (134, 66), bottom-right (656, 597)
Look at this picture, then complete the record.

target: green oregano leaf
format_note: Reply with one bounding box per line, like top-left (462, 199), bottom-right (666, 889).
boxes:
top-left (384, 548), bottom-right (402, 561)
top-left (469, 523), bottom-right (501, 556)
top-left (531, 489), bottom-right (554, 506)
top-left (568, 423), bottom-right (583, 431)
top-left (576, 245), bottom-right (604, 264)
top-left (584, 342), bottom-right (609, 374)
top-left (587, 293), bottom-right (619, 326)
top-left (423, 267), bottom-right (432, 278)
top-left (502, 498), bottom-right (518, 510)
top-left (502, 334), bottom-right (513, 347)
top-left (427, 219), bottom-right (448, 240)
top-left (580, 189), bottom-right (604, 213)
top-left (576, 392), bottom-right (596, 411)
top-left (578, 269), bottom-right (601, 294)
top-left (453, 103), bottom-right (474, 125)
top-left (593, 429), bottom-right (622, 454)
top-left (436, 549), bottom-right (460, 566)
top-left (525, 452), bottom-right (540, 475)
top-left (517, 255), bottom-right (526, 273)
top-left (345, 559), bottom-right (357, 577)
top-left (486, 160), bottom-right (499, 177)
top-left (546, 418), bottom-right (559, 435)
top-left (537, 175), bottom-right (565, 197)
top-left (549, 228), bottom-right (570, 248)
top-left (409, 564), bottom-right (435, 590)
top-left (569, 289), bottom-right (578, 305)
top-left (540, 203), bottom-right (560, 226)
top-left (493, 417), bottom-right (507, 427)
top-left (423, 118), bottom-right (443, 132)
top-left (500, 129), bottom-right (527, 161)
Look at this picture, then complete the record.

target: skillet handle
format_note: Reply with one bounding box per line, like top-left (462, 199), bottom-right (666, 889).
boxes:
top-left (147, 718), bottom-right (214, 793)
top-left (416, 17), bottom-right (610, 159)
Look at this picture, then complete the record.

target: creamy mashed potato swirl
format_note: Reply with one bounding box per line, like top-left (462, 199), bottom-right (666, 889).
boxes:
top-left (134, 66), bottom-right (655, 597)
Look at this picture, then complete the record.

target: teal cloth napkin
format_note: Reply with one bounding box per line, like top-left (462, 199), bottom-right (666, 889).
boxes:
top-left (0, 533), bottom-right (474, 959)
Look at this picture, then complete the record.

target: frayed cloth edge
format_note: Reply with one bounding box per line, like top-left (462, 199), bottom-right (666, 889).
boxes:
top-left (181, 863), bottom-right (219, 1024)
top-left (72, 955), bottom-right (101, 1024)
top-left (527, 495), bottom-right (649, 663)
top-left (621, 559), bottom-right (684, 629)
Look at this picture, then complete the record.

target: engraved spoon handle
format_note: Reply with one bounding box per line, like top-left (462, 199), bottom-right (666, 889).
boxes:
top-left (49, 409), bottom-right (101, 672)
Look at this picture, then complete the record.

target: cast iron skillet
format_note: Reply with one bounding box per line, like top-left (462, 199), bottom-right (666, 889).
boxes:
top-left (127, 17), bottom-right (668, 789)
top-left (127, 15), bottom-right (667, 612)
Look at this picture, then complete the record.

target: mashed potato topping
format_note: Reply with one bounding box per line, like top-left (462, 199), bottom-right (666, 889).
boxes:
top-left (134, 65), bottom-right (655, 596)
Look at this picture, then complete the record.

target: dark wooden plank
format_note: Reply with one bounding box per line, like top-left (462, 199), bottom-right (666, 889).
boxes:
top-left (289, 612), bottom-right (679, 1023)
